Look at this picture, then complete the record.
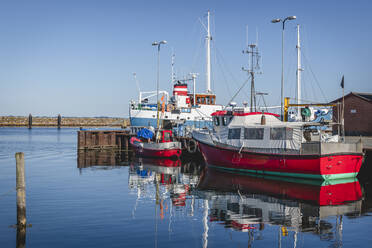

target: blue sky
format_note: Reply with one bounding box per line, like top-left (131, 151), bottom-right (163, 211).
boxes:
top-left (0, 0), bottom-right (371, 117)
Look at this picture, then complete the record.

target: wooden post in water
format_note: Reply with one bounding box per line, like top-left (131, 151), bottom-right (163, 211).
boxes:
top-left (57, 114), bottom-right (62, 129)
top-left (16, 225), bottom-right (26, 248)
top-left (124, 136), bottom-right (129, 160)
top-left (28, 114), bottom-right (32, 129)
top-left (15, 152), bottom-right (26, 227)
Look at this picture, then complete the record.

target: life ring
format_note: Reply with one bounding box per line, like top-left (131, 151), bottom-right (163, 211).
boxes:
top-left (187, 139), bottom-right (197, 153)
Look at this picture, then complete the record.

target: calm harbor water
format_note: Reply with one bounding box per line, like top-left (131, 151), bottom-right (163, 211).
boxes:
top-left (1, 127), bottom-right (372, 247)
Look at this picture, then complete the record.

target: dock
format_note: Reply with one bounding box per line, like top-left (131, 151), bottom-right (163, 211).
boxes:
top-left (345, 136), bottom-right (372, 151)
top-left (78, 130), bottom-right (133, 150)
top-left (77, 128), bottom-right (197, 153)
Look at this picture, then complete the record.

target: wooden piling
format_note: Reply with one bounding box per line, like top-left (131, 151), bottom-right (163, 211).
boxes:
top-left (124, 136), bottom-right (129, 159)
top-left (28, 114), bottom-right (32, 129)
top-left (15, 152), bottom-right (26, 227)
top-left (16, 225), bottom-right (26, 248)
top-left (57, 114), bottom-right (62, 129)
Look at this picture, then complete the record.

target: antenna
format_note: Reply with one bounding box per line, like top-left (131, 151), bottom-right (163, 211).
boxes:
top-left (242, 28), bottom-right (262, 112)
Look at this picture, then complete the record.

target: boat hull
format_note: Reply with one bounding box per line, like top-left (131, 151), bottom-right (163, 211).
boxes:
top-left (130, 138), bottom-right (182, 159)
top-left (198, 141), bottom-right (363, 180)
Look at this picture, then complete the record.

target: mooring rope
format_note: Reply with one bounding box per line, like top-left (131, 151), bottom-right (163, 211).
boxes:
top-left (0, 187), bottom-right (16, 200)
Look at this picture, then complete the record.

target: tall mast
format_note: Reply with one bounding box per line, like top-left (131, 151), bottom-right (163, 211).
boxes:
top-left (296, 24), bottom-right (302, 118)
top-left (206, 10), bottom-right (211, 94)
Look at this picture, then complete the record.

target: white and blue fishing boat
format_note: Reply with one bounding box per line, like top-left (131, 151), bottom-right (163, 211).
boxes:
top-left (129, 11), bottom-right (223, 129)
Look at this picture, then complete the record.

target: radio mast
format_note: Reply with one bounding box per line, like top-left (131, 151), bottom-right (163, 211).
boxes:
top-left (242, 29), bottom-right (262, 112)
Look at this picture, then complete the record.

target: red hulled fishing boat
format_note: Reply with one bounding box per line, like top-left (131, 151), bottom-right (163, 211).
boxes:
top-left (193, 110), bottom-right (364, 180)
top-left (130, 129), bottom-right (182, 159)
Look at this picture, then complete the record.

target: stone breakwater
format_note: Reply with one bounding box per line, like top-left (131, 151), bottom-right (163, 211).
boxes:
top-left (0, 116), bottom-right (130, 127)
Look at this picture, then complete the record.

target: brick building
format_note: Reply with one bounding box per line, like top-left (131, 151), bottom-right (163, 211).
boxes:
top-left (332, 92), bottom-right (372, 136)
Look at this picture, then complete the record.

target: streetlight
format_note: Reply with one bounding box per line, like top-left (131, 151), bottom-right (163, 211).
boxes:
top-left (152, 40), bottom-right (167, 130)
top-left (271, 16), bottom-right (296, 120)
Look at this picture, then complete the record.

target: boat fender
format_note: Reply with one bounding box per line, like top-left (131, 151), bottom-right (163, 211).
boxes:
top-left (182, 138), bottom-right (188, 149)
top-left (187, 139), bottom-right (197, 153)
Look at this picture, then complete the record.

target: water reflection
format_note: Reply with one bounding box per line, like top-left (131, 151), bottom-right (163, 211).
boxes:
top-left (197, 167), bottom-right (362, 246)
top-left (77, 150), bottom-right (131, 168)
top-left (79, 152), bottom-right (368, 247)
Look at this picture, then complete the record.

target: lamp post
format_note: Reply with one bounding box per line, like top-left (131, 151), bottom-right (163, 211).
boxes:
top-left (271, 16), bottom-right (296, 120)
top-left (152, 40), bottom-right (167, 130)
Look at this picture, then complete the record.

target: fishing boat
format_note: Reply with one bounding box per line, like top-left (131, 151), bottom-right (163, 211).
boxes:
top-left (193, 22), bottom-right (364, 180)
top-left (192, 109), bottom-right (364, 180)
top-left (130, 128), bottom-right (182, 159)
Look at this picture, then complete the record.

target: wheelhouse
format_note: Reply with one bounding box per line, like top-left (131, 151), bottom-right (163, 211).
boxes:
top-left (161, 130), bottom-right (173, 143)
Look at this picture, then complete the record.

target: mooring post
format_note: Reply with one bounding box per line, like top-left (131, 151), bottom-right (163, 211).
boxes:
top-left (124, 136), bottom-right (129, 159)
top-left (15, 152), bottom-right (26, 227)
top-left (16, 225), bottom-right (26, 248)
top-left (57, 114), bottom-right (62, 129)
top-left (28, 114), bottom-right (32, 129)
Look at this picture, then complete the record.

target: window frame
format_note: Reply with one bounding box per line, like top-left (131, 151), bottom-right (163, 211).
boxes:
top-left (244, 128), bottom-right (264, 140)
top-left (228, 128), bottom-right (241, 139)
top-left (270, 127), bottom-right (293, 140)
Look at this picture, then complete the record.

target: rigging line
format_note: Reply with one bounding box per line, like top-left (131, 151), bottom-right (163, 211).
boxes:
top-left (223, 76), bottom-right (251, 110)
top-left (212, 41), bottom-right (232, 98)
top-left (195, 108), bottom-right (212, 118)
top-left (214, 46), bottom-right (250, 99)
top-left (191, 25), bottom-right (205, 72)
top-left (309, 68), bottom-right (318, 103)
top-left (0, 187), bottom-right (16, 200)
top-left (302, 51), bottom-right (328, 102)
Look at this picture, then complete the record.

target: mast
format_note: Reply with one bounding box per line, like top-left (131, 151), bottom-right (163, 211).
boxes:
top-left (206, 10), bottom-right (211, 94)
top-left (296, 24), bottom-right (302, 119)
top-left (133, 72), bottom-right (141, 103)
top-left (190, 73), bottom-right (198, 106)
top-left (250, 44), bottom-right (256, 112)
top-left (171, 51), bottom-right (175, 84)
top-left (242, 32), bottom-right (261, 112)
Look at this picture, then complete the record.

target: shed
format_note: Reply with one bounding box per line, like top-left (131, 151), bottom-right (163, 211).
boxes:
top-left (331, 92), bottom-right (372, 136)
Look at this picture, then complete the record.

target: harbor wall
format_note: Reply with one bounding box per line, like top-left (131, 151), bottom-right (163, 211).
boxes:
top-left (0, 116), bottom-right (130, 127)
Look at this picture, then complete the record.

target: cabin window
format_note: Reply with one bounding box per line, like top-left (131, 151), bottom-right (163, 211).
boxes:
top-left (213, 117), bottom-right (220, 126)
top-left (206, 96), bottom-right (211, 104)
top-left (228, 128), bottom-right (241, 139)
top-left (163, 131), bottom-right (171, 142)
top-left (222, 116), bottom-right (228, 126)
top-left (270, 127), bottom-right (293, 140)
top-left (244, 128), bottom-right (264, 140)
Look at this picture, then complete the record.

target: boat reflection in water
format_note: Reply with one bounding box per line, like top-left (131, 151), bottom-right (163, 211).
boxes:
top-left (197, 167), bottom-right (362, 245)
top-left (127, 157), bottom-right (364, 247)
top-left (128, 158), bottom-right (199, 214)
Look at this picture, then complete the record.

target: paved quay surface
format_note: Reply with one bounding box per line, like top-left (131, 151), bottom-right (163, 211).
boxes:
top-left (345, 136), bottom-right (372, 150)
